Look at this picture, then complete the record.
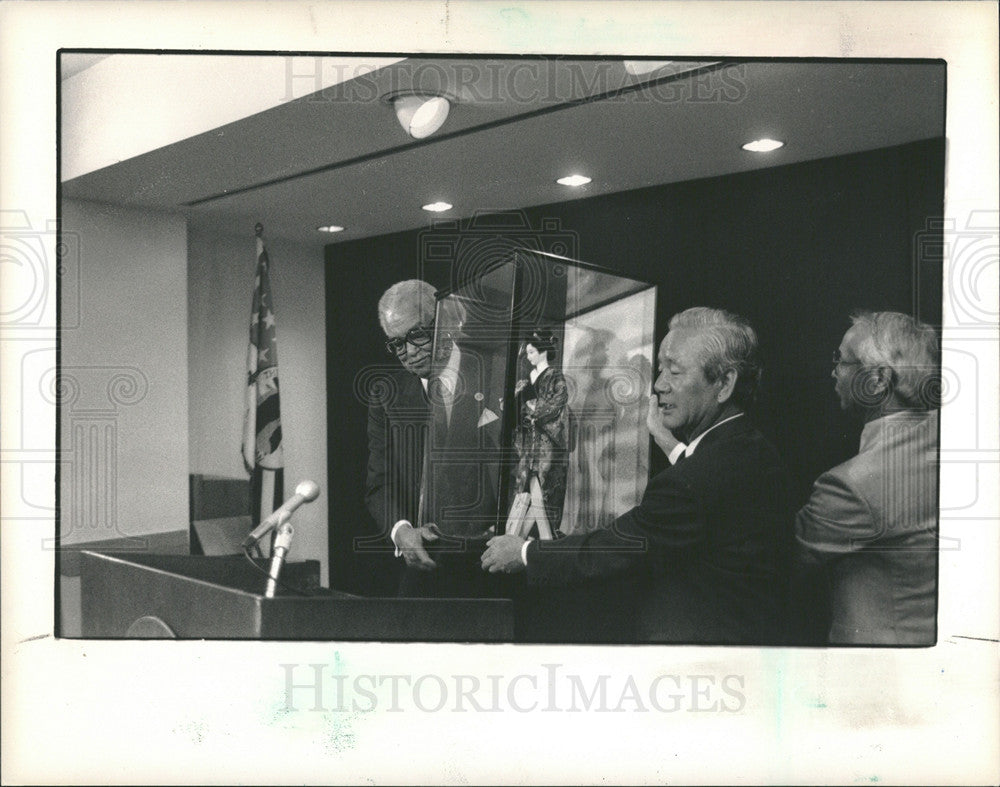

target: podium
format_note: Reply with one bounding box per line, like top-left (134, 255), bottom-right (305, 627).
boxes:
top-left (79, 551), bottom-right (514, 641)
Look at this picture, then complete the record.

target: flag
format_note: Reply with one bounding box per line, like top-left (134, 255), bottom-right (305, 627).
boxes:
top-left (242, 226), bottom-right (284, 530)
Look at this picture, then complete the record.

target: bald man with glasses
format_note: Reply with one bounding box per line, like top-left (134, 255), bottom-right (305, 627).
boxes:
top-left (364, 279), bottom-right (506, 599)
top-left (363, 279), bottom-right (438, 575)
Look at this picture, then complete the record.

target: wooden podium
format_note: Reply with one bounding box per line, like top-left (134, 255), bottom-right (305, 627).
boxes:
top-left (79, 551), bottom-right (514, 641)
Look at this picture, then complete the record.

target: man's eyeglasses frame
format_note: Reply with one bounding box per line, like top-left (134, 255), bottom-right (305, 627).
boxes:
top-left (385, 322), bottom-right (435, 356)
top-left (832, 350), bottom-right (863, 369)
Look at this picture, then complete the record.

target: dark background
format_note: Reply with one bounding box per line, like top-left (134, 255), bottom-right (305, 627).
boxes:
top-left (326, 137), bottom-right (945, 599)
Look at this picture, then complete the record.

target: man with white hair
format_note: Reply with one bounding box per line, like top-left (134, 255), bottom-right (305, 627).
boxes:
top-left (364, 280), bottom-right (438, 579)
top-left (482, 306), bottom-right (794, 644)
top-left (365, 279), bottom-right (504, 598)
top-left (796, 311), bottom-right (940, 645)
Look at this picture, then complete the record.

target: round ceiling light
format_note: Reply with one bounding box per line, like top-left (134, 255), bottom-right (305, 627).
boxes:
top-left (741, 138), bottom-right (785, 153)
top-left (393, 95), bottom-right (451, 139)
top-left (556, 174), bottom-right (592, 187)
top-left (421, 202), bottom-right (453, 212)
top-left (317, 225), bottom-right (344, 233)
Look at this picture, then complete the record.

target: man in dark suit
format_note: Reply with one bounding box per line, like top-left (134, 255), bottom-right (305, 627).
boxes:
top-left (365, 280), bottom-right (506, 598)
top-left (363, 280), bottom-right (435, 577)
top-left (481, 307), bottom-right (793, 644)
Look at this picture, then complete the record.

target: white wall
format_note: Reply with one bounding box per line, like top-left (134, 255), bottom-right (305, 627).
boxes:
top-left (187, 227), bottom-right (328, 583)
top-left (59, 199), bottom-right (189, 544)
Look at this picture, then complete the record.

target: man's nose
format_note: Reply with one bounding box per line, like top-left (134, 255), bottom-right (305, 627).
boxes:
top-left (654, 375), bottom-right (668, 393)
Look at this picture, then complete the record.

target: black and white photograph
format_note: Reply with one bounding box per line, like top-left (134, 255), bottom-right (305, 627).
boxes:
top-left (2, 2), bottom-right (998, 784)
top-left (55, 53), bottom-right (949, 647)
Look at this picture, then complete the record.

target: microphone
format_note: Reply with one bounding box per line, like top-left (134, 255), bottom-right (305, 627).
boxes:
top-left (242, 480), bottom-right (320, 548)
top-left (264, 520), bottom-right (294, 598)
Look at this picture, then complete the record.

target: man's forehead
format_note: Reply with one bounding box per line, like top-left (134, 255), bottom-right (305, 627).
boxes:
top-left (841, 324), bottom-right (866, 354)
top-left (383, 304), bottom-right (424, 334)
top-left (659, 328), bottom-right (699, 361)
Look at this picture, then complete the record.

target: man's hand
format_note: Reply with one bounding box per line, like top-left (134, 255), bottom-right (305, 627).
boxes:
top-left (645, 394), bottom-right (680, 456)
top-left (395, 523), bottom-right (441, 571)
top-left (481, 534), bottom-right (527, 574)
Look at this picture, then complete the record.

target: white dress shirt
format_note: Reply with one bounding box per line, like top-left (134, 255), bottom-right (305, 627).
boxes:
top-left (391, 346), bottom-right (463, 554)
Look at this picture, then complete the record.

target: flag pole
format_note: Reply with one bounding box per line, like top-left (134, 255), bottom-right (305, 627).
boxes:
top-left (243, 220), bottom-right (284, 554)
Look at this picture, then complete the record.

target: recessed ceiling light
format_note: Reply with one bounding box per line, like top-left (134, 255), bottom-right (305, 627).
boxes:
top-left (556, 174), bottom-right (592, 187)
top-left (421, 202), bottom-right (453, 212)
top-left (742, 138), bottom-right (785, 153)
top-left (317, 225), bottom-right (344, 233)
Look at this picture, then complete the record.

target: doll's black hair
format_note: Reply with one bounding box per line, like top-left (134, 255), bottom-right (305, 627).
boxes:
top-left (524, 328), bottom-right (558, 361)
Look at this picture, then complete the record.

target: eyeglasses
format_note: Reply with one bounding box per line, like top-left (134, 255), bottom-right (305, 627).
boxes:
top-left (832, 350), bottom-right (863, 368)
top-left (385, 322), bottom-right (434, 356)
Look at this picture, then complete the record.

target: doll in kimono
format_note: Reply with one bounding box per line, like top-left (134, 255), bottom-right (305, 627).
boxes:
top-left (512, 328), bottom-right (570, 535)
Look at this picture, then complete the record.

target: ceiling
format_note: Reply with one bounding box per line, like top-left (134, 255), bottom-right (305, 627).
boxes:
top-left (59, 53), bottom-right (112, 80)
top-left (61, 56), bottom-right (946, 249)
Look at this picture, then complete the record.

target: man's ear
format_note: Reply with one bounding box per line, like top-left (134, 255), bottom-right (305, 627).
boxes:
top-left (716, 368), bottom-right (738, 403)
top-left (861, 365), bottom-right (894, 406)
top-left (847, 364), bottom-right (894, 408)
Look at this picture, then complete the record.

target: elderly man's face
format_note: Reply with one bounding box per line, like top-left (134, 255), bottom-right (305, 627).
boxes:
top-left (652, 327), bottom-right (728, 442)
top-left (832, 324), bottom-right (866, 411)
top-left (383, 303), bottom-right (434, 378)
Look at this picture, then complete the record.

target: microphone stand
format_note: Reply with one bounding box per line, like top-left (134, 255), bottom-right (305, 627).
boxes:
top-left (264, 513), bottom-right (294, 598)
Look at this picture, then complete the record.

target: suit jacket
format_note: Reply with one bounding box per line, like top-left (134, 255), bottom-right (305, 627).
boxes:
top-left (526, 415), bottom-right (793, 644)
top-left (376, 343), bottom-right (509, 600)
top-left (364, 349), bottom-right (505, 541)
top-left (364, 369), bottom-right (429, 536)
top-left (423, 341), bottom-right (505, 537)
top-left (796, 409), bottom-right (938, 645)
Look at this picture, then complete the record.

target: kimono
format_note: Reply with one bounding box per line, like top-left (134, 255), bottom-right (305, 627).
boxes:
top-left (513, 366), bottom-right (570, 531)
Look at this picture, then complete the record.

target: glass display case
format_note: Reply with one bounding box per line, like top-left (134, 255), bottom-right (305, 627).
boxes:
top-left (421, 250), bottom-right (657, 539)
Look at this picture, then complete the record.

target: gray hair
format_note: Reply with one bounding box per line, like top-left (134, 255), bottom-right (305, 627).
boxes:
top-left (377, 280), bottom-right (436, 333)
top-left (850, 311), bottom-right (940, 409)
top-left (668, 306), bottom-right (762, 409)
